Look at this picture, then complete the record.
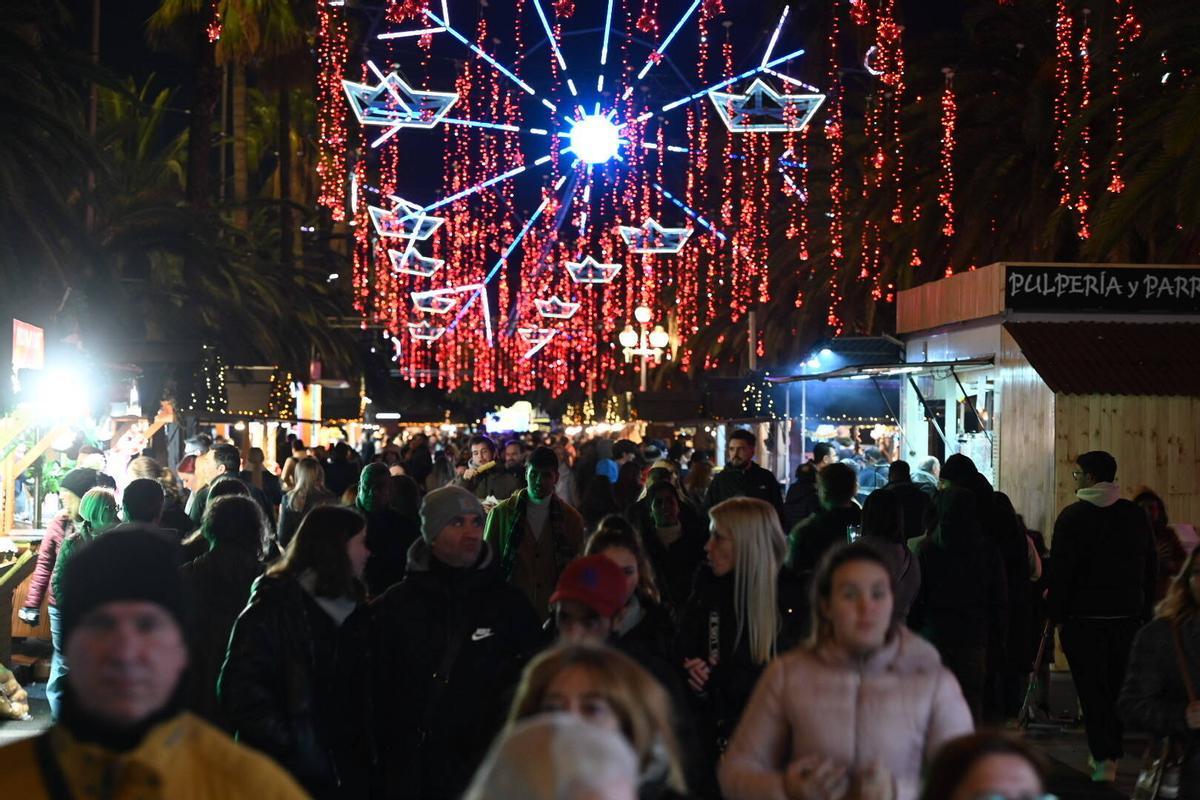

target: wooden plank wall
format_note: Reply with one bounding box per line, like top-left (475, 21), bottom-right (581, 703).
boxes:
top-left (1053, 394), bottom-right (1200, 532)
top-left (896, 263), bottom-right (1007, 334)
top-left (996, 329), bottom-right (1057, 536)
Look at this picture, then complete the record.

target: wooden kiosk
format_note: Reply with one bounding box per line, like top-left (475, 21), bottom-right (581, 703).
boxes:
top-left (896, 262), bottom-right (1200, 536)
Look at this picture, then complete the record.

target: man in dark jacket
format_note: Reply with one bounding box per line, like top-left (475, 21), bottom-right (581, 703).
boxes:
top-left (704, 429), bottom-right (783, 521)
top-left (372, 486), bottom-right (542, 800)
top-left (180, 495), bottom-right (265, 730)
top-left (188, 444), bottom-right (271, 525)
top-left (782, 442), bottom-right (836, 531)
top-left (787, 461), bottom-right (862, 582)
top-left (358, 463), bottom-right (420, 598)
top-left (1046, 450), bottom-right (1157, 783)
top-left (885, 460), bottom-right (932, 543)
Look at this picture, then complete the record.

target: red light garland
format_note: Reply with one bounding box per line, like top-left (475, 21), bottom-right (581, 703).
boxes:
top-left (938, 69), bottom-right (957, 239)
top-left (825, 0), bottom-right (847, 335)
top-left (316, 0), bottom-right (351, 220)
top-left (1108, 0), bottom-right (1141, 193)
top-left (1053, 0), bottom-right (1074, 208)
top-left (1074, 11), bottom-right (1092, 240)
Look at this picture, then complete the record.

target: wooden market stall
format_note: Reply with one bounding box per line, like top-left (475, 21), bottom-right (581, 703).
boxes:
top-left (897, 262), bottom-right (1200, 536)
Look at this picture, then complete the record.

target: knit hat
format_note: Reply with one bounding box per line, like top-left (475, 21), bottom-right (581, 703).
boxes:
top-left (420, 485), bottom-right (486, 544)
top-left (59, 529), bottom-right (188, 646)
top-left (549, 555), bottom-right (627, 619)
top-left (59, 468), bottom-right (100, 499)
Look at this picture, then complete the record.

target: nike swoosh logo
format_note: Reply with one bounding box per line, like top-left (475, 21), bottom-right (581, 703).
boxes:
top-left (471, 628), bottom-right (494, 642)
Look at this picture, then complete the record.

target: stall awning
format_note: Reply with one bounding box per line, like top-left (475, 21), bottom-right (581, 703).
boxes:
top-left (765, 357), bottom-right (994, 384)
top-left (1004, 322), bottom-right (1200, 396)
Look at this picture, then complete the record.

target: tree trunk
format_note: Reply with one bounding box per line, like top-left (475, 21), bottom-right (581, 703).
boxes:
top-left (186, 30), bottom-right (220, 207)
top-left (279, 87), bottom-right (294, 270)
top-left (232, 65), bottom-right (249, 228)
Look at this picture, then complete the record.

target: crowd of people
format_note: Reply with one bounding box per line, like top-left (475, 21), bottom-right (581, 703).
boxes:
top-left (4, 424), bottom-right (1198, 800)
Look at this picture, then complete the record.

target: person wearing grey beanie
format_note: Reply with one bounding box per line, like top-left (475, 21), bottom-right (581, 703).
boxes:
top-left (421, 485), bottom-right (487, 546)
top-left (371, 486), bottom-right (542, 800)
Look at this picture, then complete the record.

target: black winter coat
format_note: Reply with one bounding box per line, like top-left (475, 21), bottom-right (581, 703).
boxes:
top-left (361, 508), bottom-right (421, 598)
top-left (638, 505), bottom-right (710, 614)
top-left (675, 568), bottom-right (806, 749)
top-left (911, 521), bottom-right (1007, 649)
top-left (787, 506), bottom-right (862, 580)
top-left (219, 573), bottom-right (373, 799)
top-left (1046, 496), bottom-right (1157, 622)
top-left (703, 462), bottom-right (783, 521)
top-left (371, 540), bottom-right (543, 800)
top-left (179, 544), bottom-right (263, 730)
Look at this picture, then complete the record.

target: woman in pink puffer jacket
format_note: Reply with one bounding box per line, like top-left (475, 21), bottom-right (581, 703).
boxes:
top-left (720, 543), bottom-right (973, 800)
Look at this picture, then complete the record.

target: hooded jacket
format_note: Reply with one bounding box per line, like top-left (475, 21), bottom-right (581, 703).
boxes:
top-left (371, 540), bottom-right (543, 800)
top-left (719, 627), bottom-right (973, 800)
top-left (704, 461), bottom-right (784, 520)
top-left (1046, 482), bottom-right (1157, 622)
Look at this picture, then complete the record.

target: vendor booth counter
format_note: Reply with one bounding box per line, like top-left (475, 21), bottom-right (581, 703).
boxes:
top-left (897, 262), bottom-right (1200, 537)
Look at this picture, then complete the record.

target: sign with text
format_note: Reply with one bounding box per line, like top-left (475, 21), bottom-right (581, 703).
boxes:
top-left (12, 319), bottom-right (44, 370)
top-left (1006, 266), bottom-right (1200, 314)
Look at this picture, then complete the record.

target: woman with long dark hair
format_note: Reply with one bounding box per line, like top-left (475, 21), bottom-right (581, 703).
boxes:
top-left (219, 505), bottom-right (372, 798)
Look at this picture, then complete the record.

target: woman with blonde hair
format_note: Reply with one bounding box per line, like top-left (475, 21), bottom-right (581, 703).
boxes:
top-left (676, 497), bottom-right (805, 778)
top-left (508, 644), bottom-right (688, 800)
top-left (277, 456), bottom-right (335, 550)
top-left (1119, 546), bottom-right (1200, 798)
top-left (720, 542), bottom-right (972, 800)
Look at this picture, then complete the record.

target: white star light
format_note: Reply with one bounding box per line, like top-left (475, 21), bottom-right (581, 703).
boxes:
top-left (408, 321), bottom-right (448, 341)
top-left (518, 326), bottom-right (558, 359)
top-left (388, 245), bottom-right (445, 277)
top-left (534, 296), bottom-right (581, 319)
top-left (617, 217), bottom-right (694, 254)
top-left (342, 72), bottom-right (459, 130)
top-left (566, 256), bottom-right (623, 284)
top-left (411, 284), bottom-right (486, 315)
top-left (369, 196), bottom-right (445, 240)
top-left (709, 77), bottom-right (825, 133)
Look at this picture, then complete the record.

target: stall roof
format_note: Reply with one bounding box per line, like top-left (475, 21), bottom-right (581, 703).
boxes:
top-left (765, 357), bottom-right (994, 384)
top-left (1004, 322), bottom-right (1200, 396)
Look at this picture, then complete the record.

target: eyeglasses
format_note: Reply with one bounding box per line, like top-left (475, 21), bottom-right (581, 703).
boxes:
top-left (1070, 470), bottom-right (1083, 479)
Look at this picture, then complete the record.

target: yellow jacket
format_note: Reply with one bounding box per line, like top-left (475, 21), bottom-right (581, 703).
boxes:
top-left (0, 711), bottom-right (310, 799)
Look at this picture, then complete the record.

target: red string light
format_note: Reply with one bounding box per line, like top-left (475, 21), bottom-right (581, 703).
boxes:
top-left (1108, 0), bottom-right (1141, 193)
top-left (206, 0), bottom-right (222, 42)
top-left (825, 0), bottom-right (847, 335)
top-left (1053, 0), bottom-right (1073, 208)
top-left (1075, 11), bottom-right (1092, 240)
top-left (938, 69), bottom-right (957, 239)
top-left (316, 0), bottom-right (351, 220)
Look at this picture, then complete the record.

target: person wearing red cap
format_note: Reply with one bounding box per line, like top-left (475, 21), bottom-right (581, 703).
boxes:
top-left (550, 555), bottom-right (630, 644)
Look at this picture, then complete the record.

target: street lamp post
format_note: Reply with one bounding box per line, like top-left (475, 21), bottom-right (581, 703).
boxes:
top-left (619, 306), bottom-right (670, 391)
